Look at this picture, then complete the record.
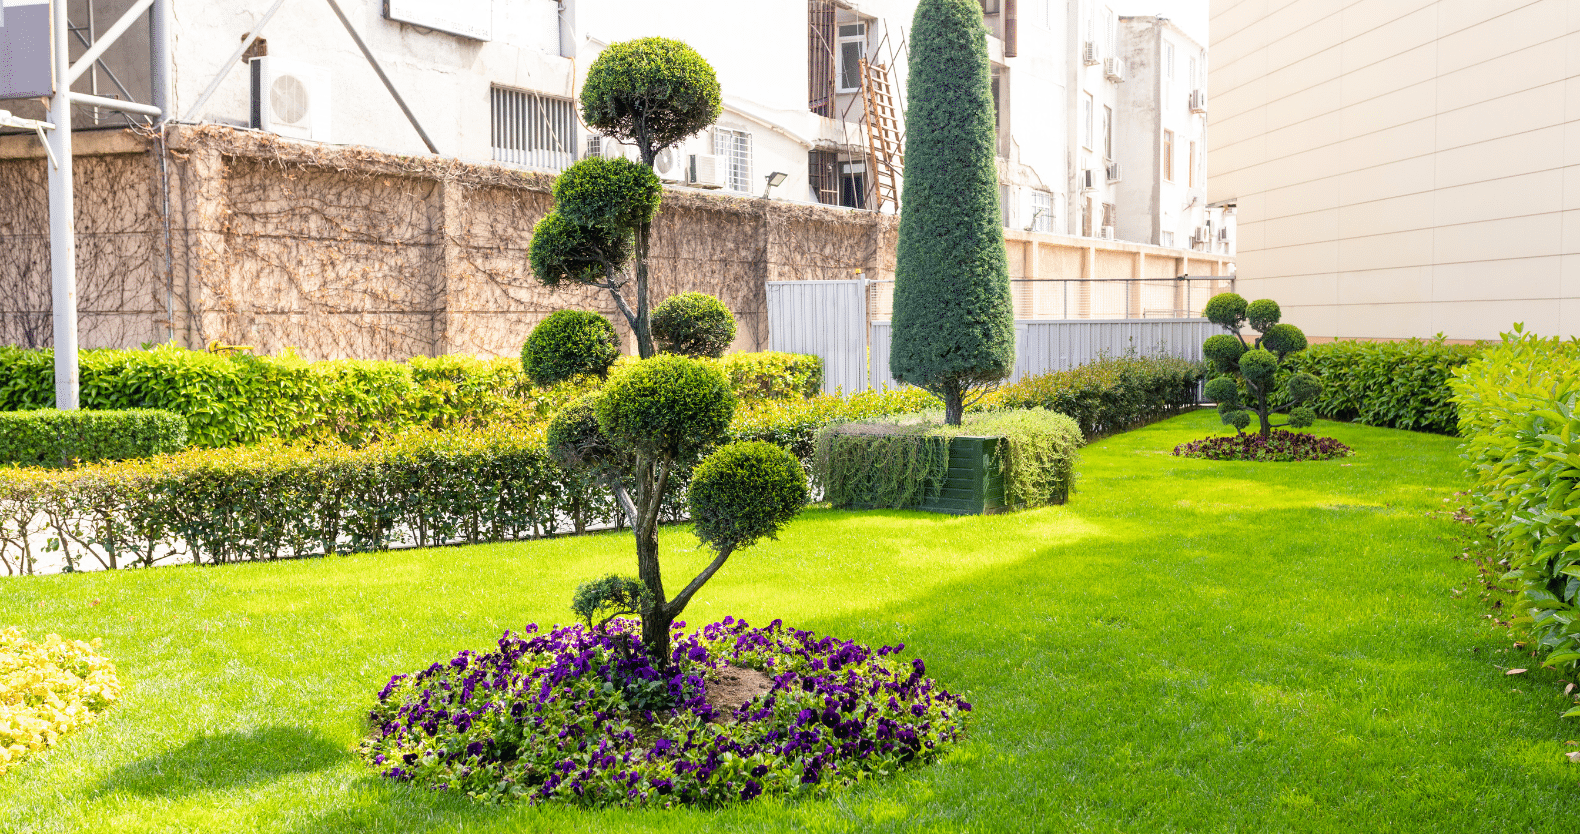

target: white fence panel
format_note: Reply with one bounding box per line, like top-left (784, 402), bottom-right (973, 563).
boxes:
top-left (767, 280), bottom-right (868, 395)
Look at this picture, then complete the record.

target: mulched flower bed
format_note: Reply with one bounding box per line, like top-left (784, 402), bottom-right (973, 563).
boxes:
top-left (361, 617), bottom-right (971, 806)
top-left (1173, 430), bottom-right (1353, 462)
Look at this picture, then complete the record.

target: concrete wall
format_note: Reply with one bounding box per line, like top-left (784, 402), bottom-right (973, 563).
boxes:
top-left (1209, 0), bottom-right (1580, 340)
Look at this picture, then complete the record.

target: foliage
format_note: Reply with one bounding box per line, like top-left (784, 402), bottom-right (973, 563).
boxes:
top-left (727, 387), bottom-right (939, 466)
top-left (650, 293), bottom-right (736, 359)
top-left (981, 354), bottom-right (1204, 439)
top-left (716, 351), bottom-right (822, 402)
top-left (1202, 292), bottom-right (1321, 437)
top-left (0, 344), bottom-right (570, 449)
top-left (688, 442), bottom-right (807, 556)
top-left (889, 0), bottom-right (1014, 425)
top-left (552, 157), bottom-right (662, 231)
top-left (1284, 338), bottom-right (1481, 435)
top-left (813, 409), bottom-right (1081, 510)
top-left (1451, 327), bottom-right (1580, 689)
top-left (598, 356), bottom-right (736, 461)
top-left (0, 627), bottom-right (120, 775)
top-left (527, 211), bottom-right (632, 288)
top-left (361, 618), bottom-right (970, 806)
top-left (520, 310), bottom-right (620, 387)
top-left (570, 575), bottom-right (651, 632)
top-left (579, 38), bottom-right (723, 163)
top-left (1172, 431), bottom-right (1353, 462)
top-left (0, 409), bottom-right (187, 468)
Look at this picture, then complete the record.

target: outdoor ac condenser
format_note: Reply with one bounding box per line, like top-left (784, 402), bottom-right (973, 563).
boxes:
top-left (653, 147), bottom-right (687, 184)
top-left (1104, 58), bottom-right (1125, 82)
top-left (1106, 162), bottom-right (1122, 183)
top-left (689, 154), bottom-right (725, 188)
top-left (250, 57), bottom-right (331, 142)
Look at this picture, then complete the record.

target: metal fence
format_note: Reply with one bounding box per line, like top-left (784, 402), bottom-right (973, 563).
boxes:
top-left (867, 277), bottom-right (1236, 321)
top-left (766, 280), bottom-right (869, 394)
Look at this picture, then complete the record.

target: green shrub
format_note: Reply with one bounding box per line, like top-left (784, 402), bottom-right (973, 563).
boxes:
top-left (580, 38), bottom-right (723, 162)
top-left (689, 441), bottom-right (807, 555)
top-left (717, 351), bottom-right (822, 401)
top-left (651, 293), bottom-right (737, 359)
top-left (1285, 337), bottom-right (1481, 434)
top-left (0, 409), bottom-right (187, 468)
top-left (527, 211), bottom-right (633, 288)
top-left (553, 156), bottom-right (662, 231)
top-left (1452, 327), bottom-right (1580, 692)
top-left (598, 355), bottom-right (736, 459)
top-left (522, 310), bottom-right (621, 386)
top-left (982, 355), bottom-right (1204, 439)
top-left (570, 574), bottom-right (650, 632)
top-left (1201, 292), bottom-right (1320, 437)
top-left (0, 627), bottom-right (121, 775)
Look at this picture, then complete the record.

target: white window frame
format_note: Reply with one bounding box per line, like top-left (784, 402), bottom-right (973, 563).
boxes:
top-left (1030, 190), bottom-right (1053, 233)
top-left (714, 127), bottom-right (752, 193)
top-left (1161, 230), bottom-right (1175, 247)
top-left (836, 22), bottom-right (867, 94)
top-left (1082, 91), bottom-right (1094, 150)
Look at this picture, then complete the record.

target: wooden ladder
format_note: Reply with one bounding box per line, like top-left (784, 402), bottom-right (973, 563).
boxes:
top-left (860, 58), bottom-right (904, 212)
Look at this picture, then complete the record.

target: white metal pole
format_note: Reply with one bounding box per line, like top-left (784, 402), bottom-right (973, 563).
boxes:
top-left (49, 0), bottom-right (78, 410)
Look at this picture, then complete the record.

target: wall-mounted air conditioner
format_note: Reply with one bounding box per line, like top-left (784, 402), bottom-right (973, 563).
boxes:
top-left (1098, 226), bottom-right (1115, 240)
top-left (1106, 162), bottom-right (1122, 183)
top-left (1080, 169), bottom-right (1098, 191)
top-left (1192, 226), bottom-right (1210, 245)
top-left (1082, 42), bottom-right (1099, 66)
top-left (1217, 226), bottom-right (1230, 241)
top-left (689, 154), bottom-right (725, 188)
top-left (1189, 89), bottom-right (1208, 113)
top-left (1104, 58), bottom-right (1125, 82)
top-left (653, 147), bottom-right (687, 184)
top-left (250, 57), bottom-right (331, 141)
top-left (586, 135), bottom-right (635, 160)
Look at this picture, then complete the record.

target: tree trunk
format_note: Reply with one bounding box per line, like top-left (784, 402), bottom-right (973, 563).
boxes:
top-left (942, 383), bottom-right (965, 426)
top-left (631, 455), bottom-right (672, 663)
top-left (633, 222), bottom-right (655, 359)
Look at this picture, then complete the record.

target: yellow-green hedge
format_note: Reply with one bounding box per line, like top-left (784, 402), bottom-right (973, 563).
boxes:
top-left (0, 627), bottom-right (120, 775)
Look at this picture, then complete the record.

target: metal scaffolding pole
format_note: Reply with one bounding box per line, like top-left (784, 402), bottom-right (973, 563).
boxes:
top-left (49, 0), bottom-right (79, 410)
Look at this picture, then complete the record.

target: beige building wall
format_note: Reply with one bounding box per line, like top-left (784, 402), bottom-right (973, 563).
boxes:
top-left (1208, 0), bottom-right (1580, 340)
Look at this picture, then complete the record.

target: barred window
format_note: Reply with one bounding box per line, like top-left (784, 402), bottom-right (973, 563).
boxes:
top-left (491, 86), bottom-right (575, 170)
top-left (1030, 191), bottom-right (1053, 233)
top-left (714, 128), bottom-right (751, 193)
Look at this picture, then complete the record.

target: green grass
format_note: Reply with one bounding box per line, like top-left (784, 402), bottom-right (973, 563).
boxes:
top-left (4, 410), bottom-right (1579, 832)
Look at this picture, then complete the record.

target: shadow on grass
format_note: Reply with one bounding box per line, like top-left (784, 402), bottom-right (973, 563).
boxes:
top-left (99, 726), bottom-right (350, 797)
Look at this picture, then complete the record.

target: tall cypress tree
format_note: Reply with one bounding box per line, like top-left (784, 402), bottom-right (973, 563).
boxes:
top-left (889, 0), bottom-right (1015, 426)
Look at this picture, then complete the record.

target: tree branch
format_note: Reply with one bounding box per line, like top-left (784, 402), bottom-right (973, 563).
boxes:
top-left (664, 544), bottom-right (734, 619)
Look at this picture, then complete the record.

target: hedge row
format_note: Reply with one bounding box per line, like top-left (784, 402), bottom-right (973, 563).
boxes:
top-left (983, 355), bottom-right (1204, 438)
top-left (0, 346), bottom-right (825, 451)
top-left (0, 409), bottom-right (187, 468)
top-left (0, 355), bottom-right (1196, 575)
top-left (1286, 338), bottom-right (1482, 435)
top-left (1452, 329), bottom-right (1580, 687)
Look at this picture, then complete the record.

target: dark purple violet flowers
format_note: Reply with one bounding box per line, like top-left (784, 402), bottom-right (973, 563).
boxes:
top-left (1173, 430), bottom-right (1353, 462)
top-left (360, 617), bottom-right (971, 806)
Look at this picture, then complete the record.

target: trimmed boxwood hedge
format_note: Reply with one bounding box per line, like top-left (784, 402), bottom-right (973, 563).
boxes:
top-left (0, 409), bottom-right (187, 468)
top-left (1284, 338), bottom-right (1481, 435)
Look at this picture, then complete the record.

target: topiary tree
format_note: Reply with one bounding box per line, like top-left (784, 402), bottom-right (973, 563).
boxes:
top-left (1202, 292), bottom-right (1323, 437)
top-left (888, 0), bottom-right (1015, 426)
top-left (650, 292), bottom-right (737, 358)
top-left (554, 354), bottom-right (804, 664)
top-left (528, 38), bottom-right (722, 361)
top-left (521, 310), bottom-right (620, 386)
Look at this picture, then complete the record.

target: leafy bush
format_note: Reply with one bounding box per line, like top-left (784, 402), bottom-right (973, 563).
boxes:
top-left (360, 617), bottom-right (969, 805)
top-left (521, 310), bottom-right (620, 386)
top-left (0, 627), bottom-right (121, 775)
top-left (716, 351), bottom-right (822, 401)
top-left (0, 344), bottom-right (566, 448)
top-left (598, 355), bottom-right (736, 460)
top-left (553, 156), bottom-right (663, 231)
top-left (689, 442), bottom-right (807, 554)
top-left (1200, 293), bottom-right (1321, 436)
top-left (982, 355), bottom-right (1204, 439)
top-left (1285, 338), bottom-right (1481, 435)
top-left (580, 38), bottom-right (723, 162)
top-left (651, 293), bottom-right (736, 359)
top-left (1172, 432), bottom-right (1353, 462)
top-left (0, 409), bottom-right (187, 468)
top-left (813, 409), bottom-right (1081, 510)
top-left (1451, 328), bottom-right (1580, 691)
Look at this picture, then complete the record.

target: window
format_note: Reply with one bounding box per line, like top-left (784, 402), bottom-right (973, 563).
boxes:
top-left (837, 22), bottom-right (866, 92)
top-left (1188, 141), bottom-right (1197, 187)
top-left (714, 128), bottom-right (751, 192)
top-left (1165, 42), bottom-right (1175, 78)
top-left (1030, 190), bottom-right (1053, 233)
top-left (490, 87), bottom-right (575, 169)
top-left (840, 161), bottom-right (867, 209)
top-left (1103, 105), bottom-right (1113, 159)
top-left (1162, 129), bottom-right (1174, 182)
top-left (1040, 0), bottom-right (1052, 27)
top-left (809, 150), bottom-right (839, 205)
top-left (1161, 230), bottom-right (1174, 247)
top-left (1082, 92), bottom-right (1093, 150)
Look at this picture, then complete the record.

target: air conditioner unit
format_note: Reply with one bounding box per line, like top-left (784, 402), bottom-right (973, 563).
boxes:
top-left (653, 146), bottom-right (686, 184)
top-left (1104, 57), bottom-right (1125, 82)
top-left (1193, 226), bottom-right (1210, 245)
top-left (1217, 226), bottom-right (1230, 241)
top-left (1106, 162), bottom-right (1122, 183)
top-left (1082, 42), bottom-right (1099, 66)
top-left (250, 57), bottom-right (331, 141)
top-left (1081, 169), bottom-right (1098, 191)
top-left (586, 135), bottom-right (633, 160)
top-left (1098, 225), bottom-right (1115, 240)
top-left (688, 153), bottom-right (726, 188)
top-left (1189, 89), bottom-right (1208, 113)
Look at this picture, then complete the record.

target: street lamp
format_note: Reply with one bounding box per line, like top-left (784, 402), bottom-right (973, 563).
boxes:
top-left (762, 170), bottom-right (787, 198)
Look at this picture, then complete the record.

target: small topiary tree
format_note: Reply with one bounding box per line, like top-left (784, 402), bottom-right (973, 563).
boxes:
top-left (528, 38), bottom-right (722, 360)
top-left (1201, 292), bottom-right (1323, 437)
top-left (650, 292), bottom-right (737, 358)
top-left (888, 0), bottom-right (1015, 426)
top-left (521, 310), bottom-right (620, 386)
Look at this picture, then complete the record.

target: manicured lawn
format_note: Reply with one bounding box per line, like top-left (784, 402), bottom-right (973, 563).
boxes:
top-left (5, 410), bottom-right (1579, 832)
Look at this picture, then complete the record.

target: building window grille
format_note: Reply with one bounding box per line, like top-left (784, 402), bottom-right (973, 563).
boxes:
top-left (1162, 129), bottom-right (1175, 182)
top-left (491, 86), bottom-right (575, 170)
top-left (1031, 190), bottom-right (1053, 232)
top-left (714, 128), bottom-right (752, 193)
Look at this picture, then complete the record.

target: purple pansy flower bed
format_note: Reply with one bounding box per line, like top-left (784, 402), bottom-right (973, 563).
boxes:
top-left (1173, 430), bottom-right (1353, 462)
top-left (360, 617), bottom-right (972, 806)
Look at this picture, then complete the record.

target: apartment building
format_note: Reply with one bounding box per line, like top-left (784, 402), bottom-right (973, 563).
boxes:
top-left (1209, 0), bottom-right (1580, 340)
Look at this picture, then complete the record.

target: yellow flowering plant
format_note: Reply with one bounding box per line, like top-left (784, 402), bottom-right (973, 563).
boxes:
top-left (0, 627), bottom-right (120, 774)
